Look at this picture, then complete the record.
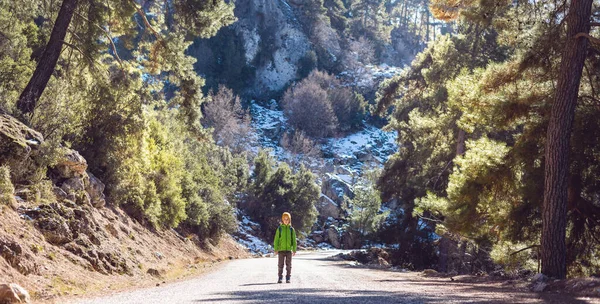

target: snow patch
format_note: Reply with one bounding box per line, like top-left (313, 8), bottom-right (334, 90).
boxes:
top-left (233, 209), bottom-right (273, 256)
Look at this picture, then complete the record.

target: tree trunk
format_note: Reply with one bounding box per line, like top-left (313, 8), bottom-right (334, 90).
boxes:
top-left (425, 10), bottom-right (430, 42)
top-left (17, 0), bottom-right (78, 114)
top-left (456, 129), bottom-right (466, 155)
top-left (541, 0), bottom-right (593, 279)
top-left (438, 236), bottom-right (450, 272)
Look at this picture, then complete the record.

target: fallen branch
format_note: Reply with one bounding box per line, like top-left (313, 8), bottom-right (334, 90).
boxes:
top-left (510, 244), bottom-right (539, 256)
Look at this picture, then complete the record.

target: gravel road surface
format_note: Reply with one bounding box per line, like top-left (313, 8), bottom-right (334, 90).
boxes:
top-left (73, 251), bottom-right (598, 304)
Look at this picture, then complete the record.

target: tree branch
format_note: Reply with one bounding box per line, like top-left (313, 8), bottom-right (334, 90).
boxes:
top-left (74, 12), bottom-right (124, 70)
top-left (128, 0), bottom-right (162, 41)
top-left (510, 244), bottom-right (540, 256)
top-left (62, 40), bottom-right (98, 65)
top-left (575, 32), bottom-right (600, 45)
top-left (591, 22), bottom-right (600, 27)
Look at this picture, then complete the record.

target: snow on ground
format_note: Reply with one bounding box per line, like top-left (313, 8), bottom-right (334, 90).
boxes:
top-left (319, 193), bottom-right (338, 207)
top-left (339, 64), bottom-right (405, 89)
top-left (327, 124), bottom-right (397, 166)
top-left (233, 209), bottom-right (273, 256)
top-left (250, 101), bottom-right (398, 176)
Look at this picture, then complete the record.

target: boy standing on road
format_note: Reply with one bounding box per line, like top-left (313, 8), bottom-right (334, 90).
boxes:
top-left (274, 212), bottom-right (297, 283)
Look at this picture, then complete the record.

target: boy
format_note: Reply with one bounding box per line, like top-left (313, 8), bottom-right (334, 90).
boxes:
top-left (273, 212), bottom-right (297, 283)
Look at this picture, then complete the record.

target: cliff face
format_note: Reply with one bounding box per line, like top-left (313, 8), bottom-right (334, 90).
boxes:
top-left (190, 0), bottom-right (310, 99)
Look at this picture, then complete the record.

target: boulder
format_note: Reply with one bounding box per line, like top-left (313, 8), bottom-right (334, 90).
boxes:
top-left (25, 205), bottom-right (74, 245)
top-left (0, 283), bottom-right (30, 303)
top-left (0, 238), bottom-right (37, 275)
top-left (0, 238), bottom-right (22, 268)
top-left (61, 177), bottom-right (85, 193)
top-left (370, 256), bottom-right (391, 268)
top-left (0, 114), bottom-right (43, 170)
top-left (53, 149), bottom-right (87, 179)
top-left (321, 173), bottom-right (354, 206)
top-left (317, 194), bottom-right (341, 219)
top-left (532, 273), bottom-right (548, 283)
top-left (325, 226), bottom-right (340, 249)
top-left (85, 172), bottom-right (106, 208)
top-left (61, 177), bottom-right (91, 205)
top-left (333, 166), bottom-right (353, 176)
top-left (310, 233), bottom-right (324, 244)
top-left (147, 268), bottom-right (163, 278)
top-left (37, 217), bottom-right (73, 245)
top-left (261, 122), bottom-right (284, 141)
top-left (532, 282), bottom-right (548, 292)
top-left (52, 186), bottom-right (69, 201)
top-left (341, 230), bottom-right (361, 249)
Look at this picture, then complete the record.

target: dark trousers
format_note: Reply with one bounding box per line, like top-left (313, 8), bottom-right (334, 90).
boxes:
top-left (278, 251), bottom-right (292, 278)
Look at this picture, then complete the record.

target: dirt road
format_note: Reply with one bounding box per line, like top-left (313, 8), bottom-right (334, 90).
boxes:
top-left (72, 251), bottom-right (598, 303)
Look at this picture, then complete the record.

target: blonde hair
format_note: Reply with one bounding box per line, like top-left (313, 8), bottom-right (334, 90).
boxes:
top-left (282, 212), bottom-right (291, 221)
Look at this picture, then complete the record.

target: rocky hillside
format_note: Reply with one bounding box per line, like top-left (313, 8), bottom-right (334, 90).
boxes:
top-left (190, 0), bottom-right (311, 98)
top-left (190, 0), bottom-right (412, 99)
top-left (249, 101), bottom-right (398, 250)
top-left (0, 114), bottom-right (248, 303)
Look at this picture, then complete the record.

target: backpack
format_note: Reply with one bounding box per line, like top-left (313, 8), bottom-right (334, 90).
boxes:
top-left (279, 225), bottom-right (294, 247)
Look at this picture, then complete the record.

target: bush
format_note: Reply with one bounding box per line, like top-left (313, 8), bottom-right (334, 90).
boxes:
top-left (282, 80), bottom-right (338, 138)
top-left (282, 70), bottom-right (365, 137)
top-left (330, 89), bottom-right (366, 132)
top-left (0, 166), bottom-right (15, 206)
top-left (245, 151), bottom-right (319, 238)
top-left (348, 171), bottom-right (389, 240)
top-left (280, 130), bottom-right (321, 156)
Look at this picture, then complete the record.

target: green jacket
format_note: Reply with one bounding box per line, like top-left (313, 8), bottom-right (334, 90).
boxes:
top-left (273, 224), bottom-right (297, 252)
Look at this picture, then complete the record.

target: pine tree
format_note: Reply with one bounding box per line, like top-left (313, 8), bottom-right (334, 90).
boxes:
top-left (541, 0), bottom-right (594, 279)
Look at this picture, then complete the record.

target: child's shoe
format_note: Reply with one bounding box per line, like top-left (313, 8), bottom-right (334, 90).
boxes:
top-left (286, 275), bottom-right (291, 283)
top-left (277, 276), bottom-right (283, 283)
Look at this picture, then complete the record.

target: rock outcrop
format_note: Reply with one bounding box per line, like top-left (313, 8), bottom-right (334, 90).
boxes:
top-left (0, 238), bottom-right (38, 276)
top-left (0, 283), bottom-right (30, 303)
top-left (0, 114), bottom-right (43, 179)
top-left (191, 0), bottom-right (310, 98)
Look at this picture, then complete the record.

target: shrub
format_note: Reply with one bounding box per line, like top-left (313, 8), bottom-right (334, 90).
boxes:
top-left (329, 88), bottom-right (366, 132)
top-left (280, 130), bottom-right (321, 157)
top-left (282, 80), bottom-right (338, 138)
top-left (0, 166), bottom-right (15, 206)
top-left (245, 151), bottom-right (319, 238)
top-left (283, 70), bottom-right (365, 137)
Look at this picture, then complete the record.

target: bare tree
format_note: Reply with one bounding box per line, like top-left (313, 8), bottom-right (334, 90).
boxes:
top-left (342, 36), bottom-right (376, 71)
top-left (202, 86), bottom-right (253, 153)
top-left (282, 80), bottom-right (338, 138)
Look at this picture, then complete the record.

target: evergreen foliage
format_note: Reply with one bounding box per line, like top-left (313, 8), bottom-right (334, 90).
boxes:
top-left (245, 150), bottom-right (319, 238)
top-left (378, 0), bottom-right (600, 276)
top-left (348, 170), bottom-right (389, 239)
top-left (0, 0), bottom-right (245, 241)
top-left (0, 165), bottom-right (15, 206)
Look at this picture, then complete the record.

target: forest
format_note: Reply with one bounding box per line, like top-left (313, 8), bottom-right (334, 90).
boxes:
top-left (0, 0), bottom-right (599, 292)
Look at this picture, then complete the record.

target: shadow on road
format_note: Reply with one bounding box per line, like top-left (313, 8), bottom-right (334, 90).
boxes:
top-left (194, 286), bottom-right (594, 304)
top-left (239, 283), bottom-right (279, 286)
top-left (194, 288), bottom-right (428, 303)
